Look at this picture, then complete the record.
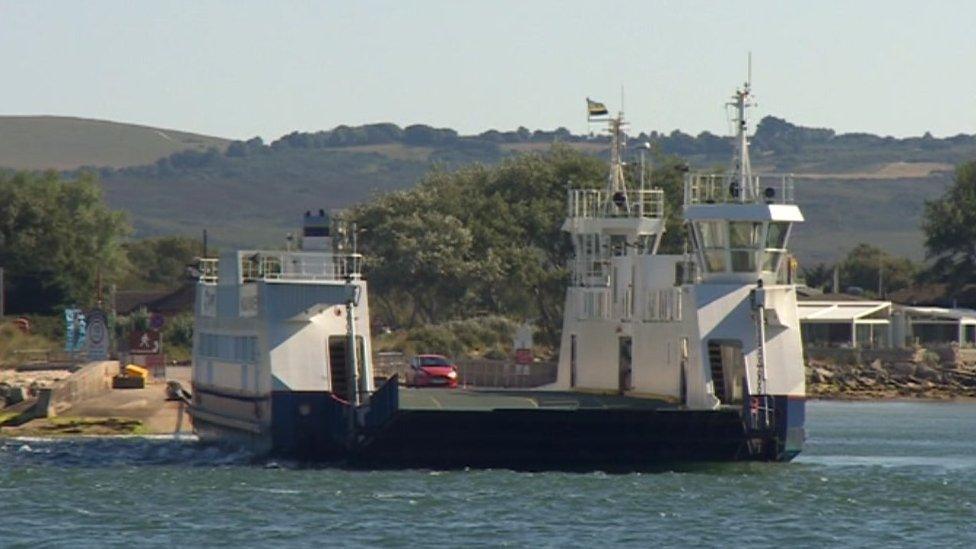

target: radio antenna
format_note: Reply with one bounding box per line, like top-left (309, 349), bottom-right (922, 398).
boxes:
top-left (747, 51), bottom-right (753, 90)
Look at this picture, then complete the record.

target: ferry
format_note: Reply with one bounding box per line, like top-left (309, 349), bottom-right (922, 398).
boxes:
top-left (189, 81), bottom-right (806, 469)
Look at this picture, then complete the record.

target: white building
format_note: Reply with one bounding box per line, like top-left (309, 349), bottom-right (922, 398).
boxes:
top-left (797, 299), bottom-right (892, 348)
top-left (892, 306), bottom-right (976, 348)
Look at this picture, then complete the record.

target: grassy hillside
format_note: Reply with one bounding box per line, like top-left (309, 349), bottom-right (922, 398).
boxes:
top-left (0, 116), bottom-right (229, 170)
top-left (791, 175), bottom-right (950, 264)
top-left (1, 115), bottom-right (971, 263)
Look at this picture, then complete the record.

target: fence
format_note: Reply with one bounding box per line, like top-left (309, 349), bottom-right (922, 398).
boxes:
top-left (371, 352), bottom-right (558, 389)
top-left (455, 359), bottom-right (557, 388)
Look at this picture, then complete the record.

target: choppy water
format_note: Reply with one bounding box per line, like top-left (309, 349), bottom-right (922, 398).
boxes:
top-left (1, 401), bottom-right (975, 548)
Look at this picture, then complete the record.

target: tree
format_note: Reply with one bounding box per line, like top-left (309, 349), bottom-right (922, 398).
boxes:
top-left (801, 262), bottom-right (834, 291)
top-left (922, 161), bottom-right (976, 287)
top-left (122, 235), bottom-right (203, 289)
top-left (838, 243), bottom-right (917, 296)
top-left (347, 145), bottom-right (690, 345)
top-left (0, 171), bottom-right (129, 313)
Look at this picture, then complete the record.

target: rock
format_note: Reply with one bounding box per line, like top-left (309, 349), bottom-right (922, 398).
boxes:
top-left (4, 385), bottom-right (25, 405)
top-left (888, 362), bottom-right (917, 378)
top-left (810, 367), bottom-right (834, 384)
top-left (856, 376), bottom-right (876, 387)
top-left (915, 364), bottom-right (941, 381)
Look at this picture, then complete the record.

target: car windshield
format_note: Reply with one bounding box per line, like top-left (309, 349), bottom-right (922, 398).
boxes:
top-left (419, 357), bottom-right (450, 366)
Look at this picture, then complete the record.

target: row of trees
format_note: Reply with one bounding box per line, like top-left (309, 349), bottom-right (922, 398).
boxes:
top-left (801, 243), bottom-right (919, 296)
top-left (0, 171), bottom-right (202, 314)
top-left (347, 146), bottom-right (688, 344)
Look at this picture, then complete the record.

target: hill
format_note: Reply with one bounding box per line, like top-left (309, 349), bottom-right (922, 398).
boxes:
top-left (2, 116), bottom-right (972, 264)
top-left (0, 116), bottom-right (229, 170)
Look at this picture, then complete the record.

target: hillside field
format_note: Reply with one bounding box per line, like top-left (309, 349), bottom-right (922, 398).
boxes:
top-left (0, 116), bottom-right (229, 170)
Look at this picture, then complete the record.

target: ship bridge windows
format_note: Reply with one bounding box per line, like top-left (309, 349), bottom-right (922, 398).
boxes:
top-left (692, 221), bottom-right (792, 275)
top-left (697, 221), bottom-right (728, 272)
top-left (762, 222), bottom-right (790, 274)
top-left (729, 221), bottom-right (762, 272)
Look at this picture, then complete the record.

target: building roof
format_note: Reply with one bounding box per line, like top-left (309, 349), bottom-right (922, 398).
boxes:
top-left (898, 305), bottom-right (976, 323)
top-left (797, 301), bottom-right (891, 322)
top-left (115, 283), bottom-right (195, 316)
top-left (796, 286), bottom-right (875, 302)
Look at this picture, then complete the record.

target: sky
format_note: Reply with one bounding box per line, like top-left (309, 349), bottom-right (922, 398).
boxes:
top-left (1, 0), bottom-right (974, 141)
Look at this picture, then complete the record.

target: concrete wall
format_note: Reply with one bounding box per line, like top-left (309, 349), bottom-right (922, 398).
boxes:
top-left (37, 360), bottom-right (120, 417)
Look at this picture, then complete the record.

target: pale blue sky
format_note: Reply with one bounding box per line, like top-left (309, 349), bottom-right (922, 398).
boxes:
top-left (1, 0), bottom-right (974, 140)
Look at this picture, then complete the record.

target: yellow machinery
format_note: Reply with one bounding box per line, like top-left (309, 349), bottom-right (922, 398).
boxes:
top-left (112, 364), bottom-right (149, 389)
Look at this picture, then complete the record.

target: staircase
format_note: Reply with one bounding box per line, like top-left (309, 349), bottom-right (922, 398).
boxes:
top-left (707, 342), bottom-right (726, 402)
top-left (328, 339), bottom-right (350, 400)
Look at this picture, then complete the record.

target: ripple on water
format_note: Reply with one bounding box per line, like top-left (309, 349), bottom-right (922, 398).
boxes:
top-left (1, 401), bottom-right (975, 547)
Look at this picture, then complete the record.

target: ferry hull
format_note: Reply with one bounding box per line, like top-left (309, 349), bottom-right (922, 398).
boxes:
top-left (265, 386), bottom-right (804, 471)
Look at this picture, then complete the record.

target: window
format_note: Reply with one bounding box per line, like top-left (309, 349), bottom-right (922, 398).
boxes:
top-left (729, 222), bottom-right (762, 248)
top-left (697, 221), bottom-right (728, 273)
top-left (698, 221), bottom-right (727, 248)
top-left (762, 251), bottom-right (783, 273)
top-left (731, 250), bottom-right (757, 272)
top-left (729, 222), bottom-right (762, 273)
top-left (197, 333), bottom-right (257, 363)
top-left (766, 222), bottom-right (789, 249)
top-left (762, 222), bottom-right (790, 273)
top-left (704, 250), bottom-right (727, 272)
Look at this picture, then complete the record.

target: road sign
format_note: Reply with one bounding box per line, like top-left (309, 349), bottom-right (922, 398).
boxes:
top-left (149, 313), bottom-right (165, 331)
top-left (129, 330), bottom-right (161, 355)
top-left (86, 309), bottom-right (110, 360)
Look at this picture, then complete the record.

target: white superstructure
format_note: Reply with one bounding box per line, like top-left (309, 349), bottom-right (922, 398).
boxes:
top-left (190, 211), bottom-right (373, 444)
top-left (555, 83), bottom-right (806, 412)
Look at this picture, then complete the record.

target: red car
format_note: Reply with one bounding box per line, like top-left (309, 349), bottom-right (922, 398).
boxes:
top-left (406, 354), bottom-right (459, 388)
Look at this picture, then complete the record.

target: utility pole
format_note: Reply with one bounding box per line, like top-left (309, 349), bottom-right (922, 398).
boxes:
top-left (878, 256), bottom-right (884, 297)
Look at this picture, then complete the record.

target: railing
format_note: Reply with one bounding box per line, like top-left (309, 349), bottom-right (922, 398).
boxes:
top-left (455, 359), bottom-right (558, 388)
top-left (198, 258), bottom-right (219, 283)
top-left (643, 288), bottom-right (683, 322)
top-left (571, 259), bottom-right (611, 287)
top-left (577, 289), bottom-right (611, 320)
top-left (684, 173), bottom-right (794, 205)
top-left (567, 189), bottom-right (665, 219)
top-left (241, 251), bottom-right (362, 282)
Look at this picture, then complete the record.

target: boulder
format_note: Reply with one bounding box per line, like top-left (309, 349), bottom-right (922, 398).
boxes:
top-left (810, 367), bottom-right (834, 384)
top-left (888, 362), bottom-right (917, 378)
top-left (856, 376), bottom-right (877, 387)
top-left (4, 385), bottom-right (25, 405)
top-left (915, 364), bottom-right (941, 381)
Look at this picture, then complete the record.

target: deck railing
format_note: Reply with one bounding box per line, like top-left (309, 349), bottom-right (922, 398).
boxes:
top-left (643, 288), bottom-right (683, 322)
top-left (684, 173), bottom-right (794, 205)
top-left (198, 258), bottom-right (219, 283)
top-left (567, 189), bottom-right (664, 219)
top-left (242, 251), bottom-right (363, 282)
top-left (197, 252), bottom-right (363, 283)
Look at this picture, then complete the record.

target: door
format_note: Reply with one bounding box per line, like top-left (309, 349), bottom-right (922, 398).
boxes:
top-left (618, 336), bottom-right (632, 394)
top-left (570, 335), bottom-right (578, 388)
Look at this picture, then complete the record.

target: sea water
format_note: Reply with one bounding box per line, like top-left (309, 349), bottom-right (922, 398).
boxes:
top-left (1, 401), bottom-right (974, 547)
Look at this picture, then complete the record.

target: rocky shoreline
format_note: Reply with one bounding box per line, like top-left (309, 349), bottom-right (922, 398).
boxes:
top-left (806, 346), bottom-right (976, 400)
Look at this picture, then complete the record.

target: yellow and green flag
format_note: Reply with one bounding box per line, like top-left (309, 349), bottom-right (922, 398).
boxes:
top-left (586, 98), bottom-right (609, 117)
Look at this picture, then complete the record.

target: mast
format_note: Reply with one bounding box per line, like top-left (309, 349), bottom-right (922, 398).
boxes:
top-left (729, 56), bottom-right (755, 202)
top-left (608, 114), bottom-right (627, 194)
